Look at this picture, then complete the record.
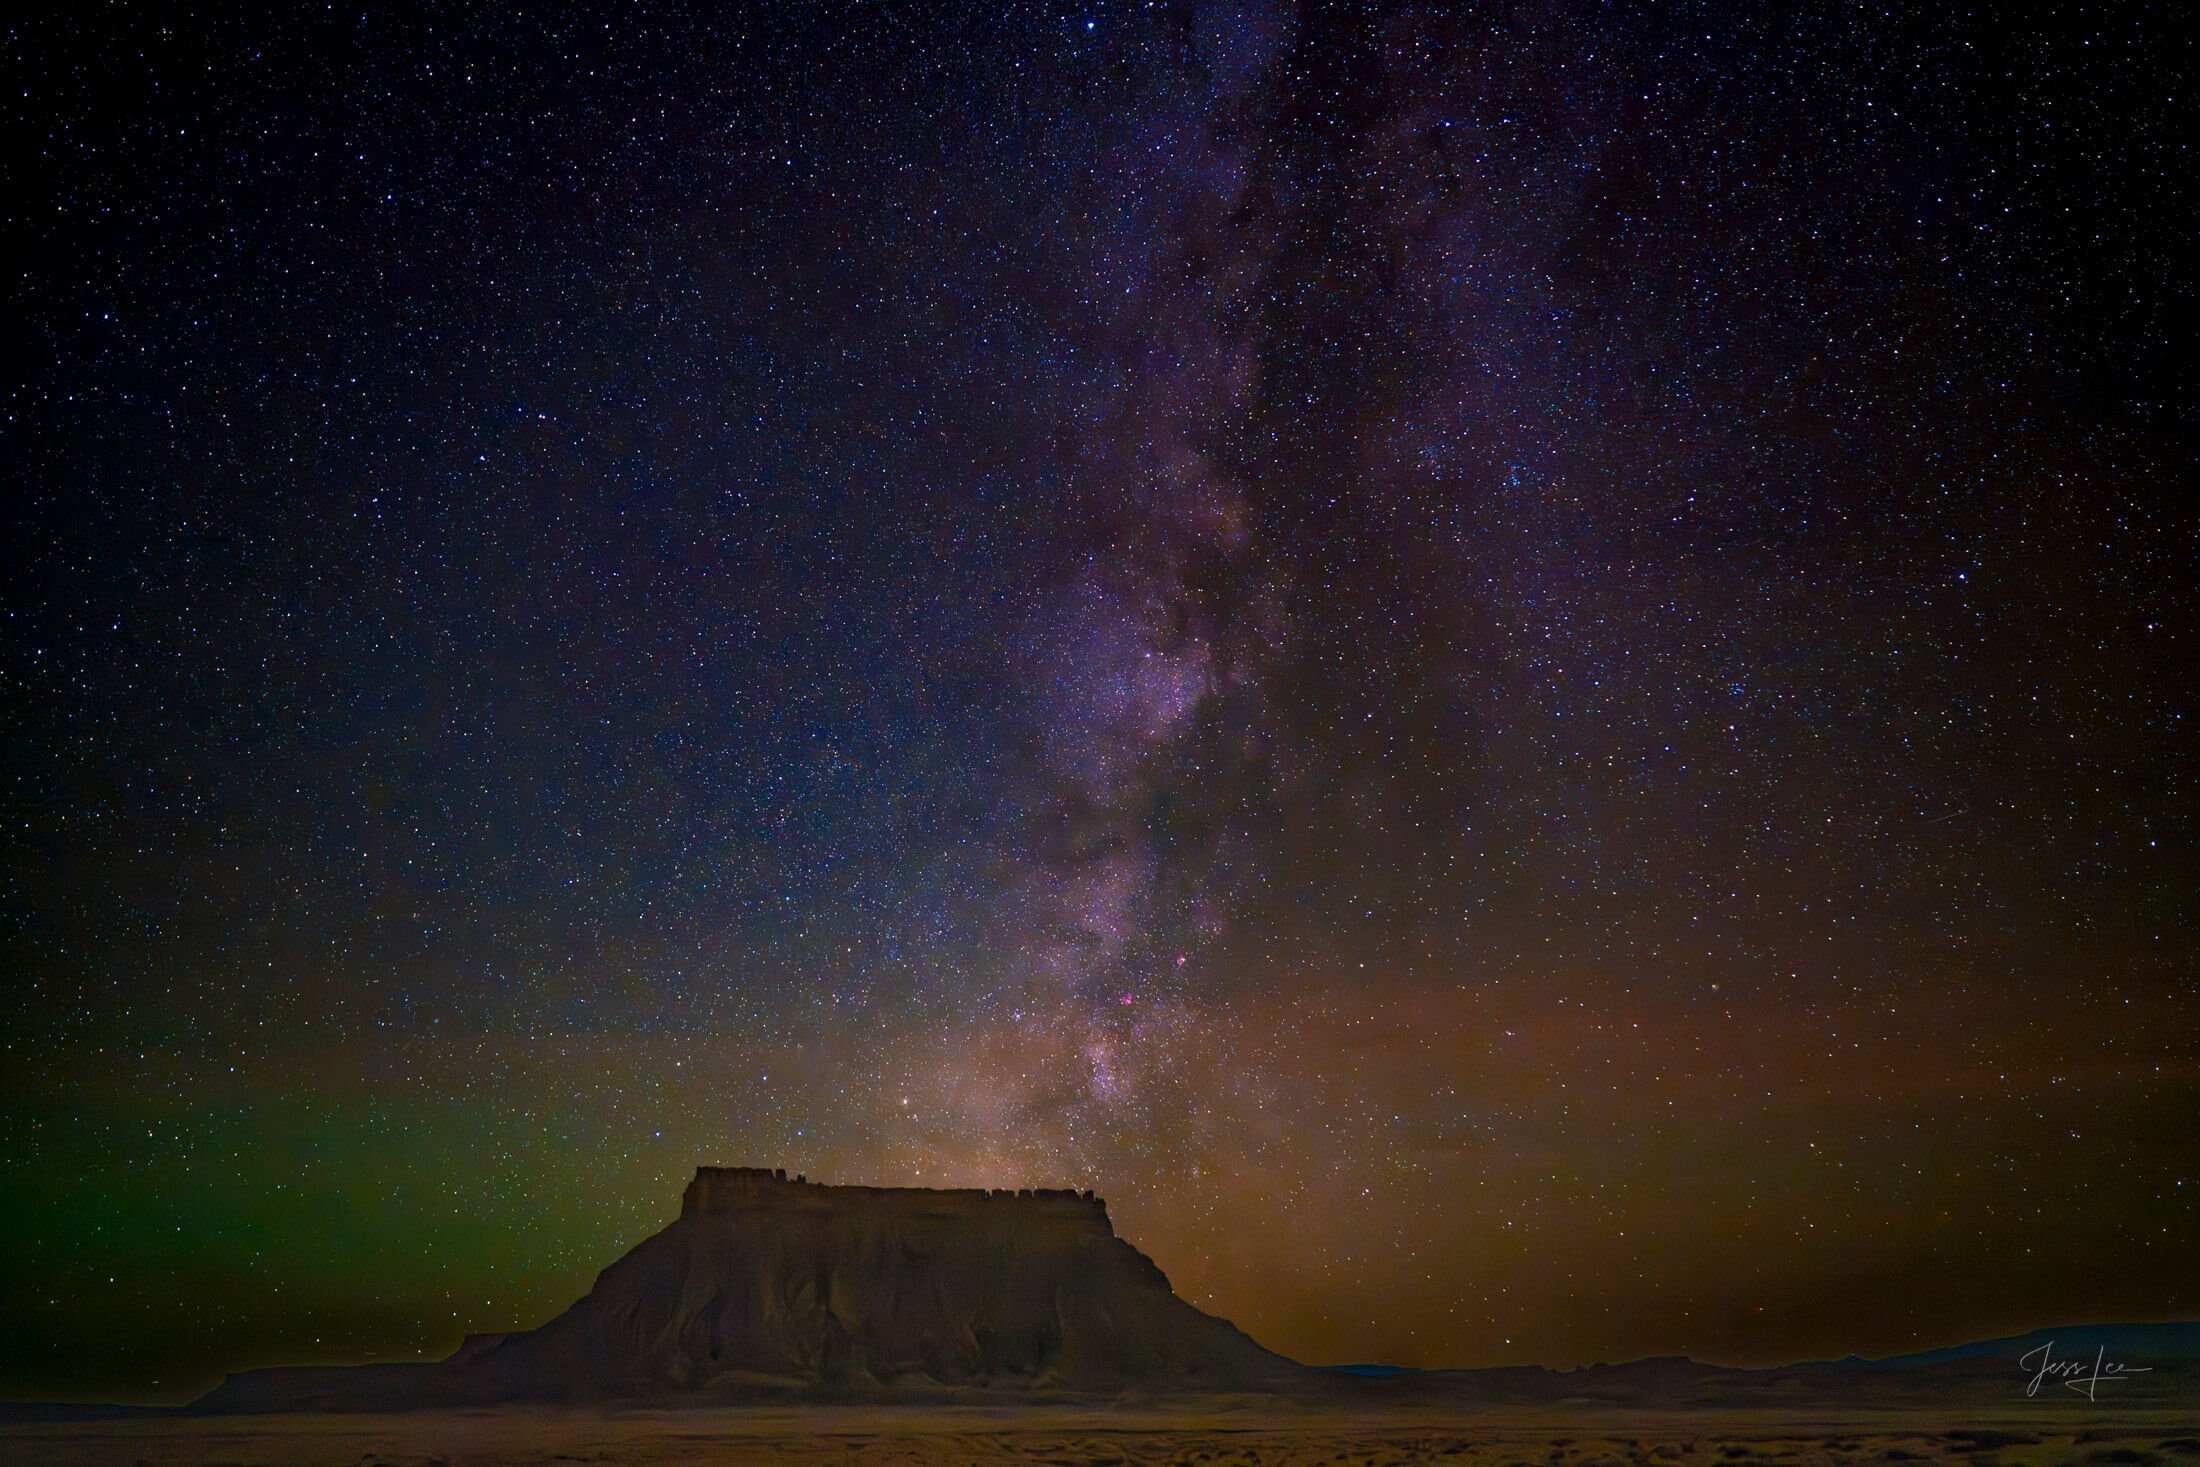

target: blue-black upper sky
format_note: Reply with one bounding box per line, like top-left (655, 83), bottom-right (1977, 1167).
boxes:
top-left (3, 0), bottom-right (2194, 1402)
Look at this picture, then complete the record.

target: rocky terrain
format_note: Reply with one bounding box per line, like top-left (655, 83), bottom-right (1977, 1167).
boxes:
top-left (8, 1405), bottom-right (2199, 1467)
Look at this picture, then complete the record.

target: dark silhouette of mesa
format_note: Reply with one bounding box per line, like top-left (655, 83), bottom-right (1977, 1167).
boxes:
top-left (179, 1167), bottom-right (2200, 1416)
top-left (197, 1167), bottom-right (1305, 1410)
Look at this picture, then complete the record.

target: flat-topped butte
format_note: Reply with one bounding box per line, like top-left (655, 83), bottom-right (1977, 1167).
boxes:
top-left (682, 1166), bottom-right (1109, 1220)
top-left (197, 1166), bottom-right (1293, 1409)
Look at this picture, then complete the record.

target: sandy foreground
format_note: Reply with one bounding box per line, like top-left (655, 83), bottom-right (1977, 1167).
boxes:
top-left (4, 1404), bottom-right (2196, 1467)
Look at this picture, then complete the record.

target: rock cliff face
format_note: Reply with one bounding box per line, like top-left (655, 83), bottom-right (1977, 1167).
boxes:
top-left (198, 1168), bottom-right (1301, 1410)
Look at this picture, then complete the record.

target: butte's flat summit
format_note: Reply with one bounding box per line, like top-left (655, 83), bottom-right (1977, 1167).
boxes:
top-left (200, 1167), bottom-right (1302, 1409)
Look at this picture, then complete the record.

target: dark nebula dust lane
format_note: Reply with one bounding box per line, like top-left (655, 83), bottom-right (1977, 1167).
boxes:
top-left (3, 1), bottom-right (2194, 1403)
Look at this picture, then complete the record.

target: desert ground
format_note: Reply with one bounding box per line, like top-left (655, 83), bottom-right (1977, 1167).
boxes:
top-left (5, 1404), bottom-right (2195, 1467)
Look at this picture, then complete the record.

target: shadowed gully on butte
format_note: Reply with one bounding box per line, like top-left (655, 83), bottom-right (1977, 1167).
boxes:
top-left (196, 1168), bottom-right (1307, 1409)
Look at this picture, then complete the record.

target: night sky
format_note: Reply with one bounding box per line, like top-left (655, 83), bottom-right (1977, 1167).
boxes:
top-left (4, 1), bottom-right (2195, 1405)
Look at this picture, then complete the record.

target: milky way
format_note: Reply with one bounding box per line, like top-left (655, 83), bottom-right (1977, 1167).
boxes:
top-left (3, 2), bottom-right (2193, 1402)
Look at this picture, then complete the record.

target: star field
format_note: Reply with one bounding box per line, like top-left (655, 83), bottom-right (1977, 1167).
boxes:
top-left (2, 1), bottom-right (2194, 1403)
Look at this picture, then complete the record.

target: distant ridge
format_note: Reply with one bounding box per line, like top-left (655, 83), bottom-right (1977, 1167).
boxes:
top-left (1848, 1321), bottom-right (2200, 1368)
